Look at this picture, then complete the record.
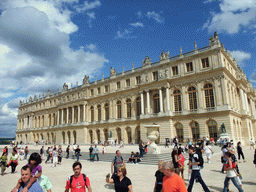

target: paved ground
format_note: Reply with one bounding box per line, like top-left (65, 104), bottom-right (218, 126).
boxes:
top-left (0, 144), bottom-right (255, 192)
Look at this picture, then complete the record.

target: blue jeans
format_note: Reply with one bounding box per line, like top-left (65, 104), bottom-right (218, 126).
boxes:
top-left (76, 153), bottom-right (80, 161)
top-left (94, 153), bottom-right (99, 161)
top-left (188, 170), bottom-right (210, 192)
top-left (223, 177), bottom-right (243, 192)
top-left (139, 148), bottom-right (144, 158)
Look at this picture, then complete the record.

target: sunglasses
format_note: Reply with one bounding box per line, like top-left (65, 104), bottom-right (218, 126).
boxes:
top-left (117, 170), bottom-right (122, 172)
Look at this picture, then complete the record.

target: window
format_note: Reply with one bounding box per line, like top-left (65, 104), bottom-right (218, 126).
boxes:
top-left (105, 103), bottom-right (109, 120)
top-left (98, 87), bottom-right (101, 94)
top-left (136, 76), bottom-right (141, 85)
top-left (126, 99), bottom-right (131, 118)
top-left (50, 101), bottom-right (52, 106)
top-left (91, 89), bottom-right (94, 96)
top-left (204, 83), bottom-right (215, 108)
top-left (153, 94), bottom-right (160, 113)
top-left (186, 62), bottom-right (193, 72)
top-left (174, 89), bottom-right (182, 111)
top-left (153, 71), bottom-right (158, 81)
top-left (90, 106), bottom-right (94, 122)
top-left (175, 123), bottom-right (184, 142)
top-left (105, 85), bottom-right (109, 93)
top-left (201, 58), bottom-right (209, 68)
top-left (208, 120), bottom-right (217, 141)
top-left (126, 79), bottom-right (130, 87)
top-left (117, 81), bottom-right (121, 89)
top-left (172, 66), bottom-right (178, 75)
top-left (191, 121), bottom-right (200, 141)
top-left (117, 100), bottom-right (122, 119)
top-left (188, 87), bottom-right (197, 110)
top-left (97, 105), bottom-right (101, 121)
top-left (136, 97), bottom-right (141, 116)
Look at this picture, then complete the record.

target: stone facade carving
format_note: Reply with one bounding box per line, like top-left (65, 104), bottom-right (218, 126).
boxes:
top-left (159, 51), bottom-right (170, 60)
top-left (110, 67), bottom-right (117, 76)
top-left (46, 90), bottom-right (51, 97)
top-left (142, 56), bottom-right (151, 66)
top-left (83, 75), bottom-right (90, 85)
top-left (209, 31), bottom-right (220, 47)
top-left (63, 83), bottom-right (68, 92)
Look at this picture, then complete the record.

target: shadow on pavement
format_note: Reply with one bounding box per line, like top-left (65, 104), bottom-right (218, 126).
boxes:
top-left (210, 170), bottom-right (222, 173)
top-left (208, 185), bottom-right (224, 191)
top-left (104, 184), bottom-right (115, 190)
top-left (242, 181), bottom-right (256, 186)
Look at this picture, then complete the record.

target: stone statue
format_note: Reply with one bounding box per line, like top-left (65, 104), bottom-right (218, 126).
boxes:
top-left (158, 70), bottom-right (163, 79)
top-left (209, 32), bottom-right (220, 47)
top-left (83, 75), bottom-right (90, 84)
top-left (46, 90), bottom-right (51, 97)
top-left (180, 46), bottom-right (182, 54)
top-left (165, 68), bottom-right (169, 78)
top-left (110, 67), bottom-right (117, 76)
top-left (29, 96), bottom-right (32, 102)
top-left (159, 50), bottom-right (170, 60)
top-left (34, 95), bottom-right (37, 100)
top-left (63, 83), bottom-right (68, 91)
top-left (221, 123), bottom-right (226, 133)
top-left (194, 42), bottom-right (197, 50)
top-left (109, 131), bottom-right (112, 138)
top-left (142, 56), bottom-right (151, 66)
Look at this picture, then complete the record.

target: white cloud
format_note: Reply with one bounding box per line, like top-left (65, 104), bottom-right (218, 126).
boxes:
top-left (74, 0), bottom-right (101, 13)
top-left (116, 29), bottom-right (132, 38)
top-left (203, 0), bottom-right (256, 34)
top-left (146, 11), bottom-right (164, 23)
top-left (130, 22), bottom-right (144, 27)
top-left (0, 92), bottom-right (15, 98)
top-left (231, 50), bottom-right (251, 67)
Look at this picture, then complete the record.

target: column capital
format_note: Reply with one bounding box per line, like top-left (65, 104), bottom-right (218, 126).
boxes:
top-left (145, 89), bottom-right (150, 92)
top-left (158, 87), bottom-right (162, 90)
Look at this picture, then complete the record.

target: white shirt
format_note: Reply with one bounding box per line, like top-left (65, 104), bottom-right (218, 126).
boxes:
top-left (191, 153), bottom-right (200, 170)
top-left (204, 146), bottom-right (211, 154)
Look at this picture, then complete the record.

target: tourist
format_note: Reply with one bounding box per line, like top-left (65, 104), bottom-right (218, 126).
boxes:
top-left (52, 147), bottom-right (58, 167)
top-left (161, 161), bottom-right (187, 192)
top-left (19, 147), bottom-right (25, 161)
top-left (173, 136), bottom-right (178, 148)
top-left (75, 145), bottom-right (81, 162)
top-left (8, 150), bottom-right (19, 174)
top-left (178, 148), bottom-right (185, 180)
top-left (3, 146), bottom-right (8, 156)
top-left (40, 146), bottom-right (45, 160)
top-left (154, 160), bottom-right (165, 192)
top-left (237, 142), bottom-right (246, 162)
top-left (45, 147), bottom-right (51, 164)
top-left (106, 165), bottom-right (133, 192)
top-left (250, 139), bottom-right (255, 149)
top-left (204, 143), bottom-right (213, 163)
top-left (102, 146), bottom-right (106, 154)
top-left (188, 147), bottom-right (210, 192)
top-left (89, 145), bottom-right (93, 160)
top-left (111, 150), bottom-right (125, 178)
top-left (65, 161), bottom-right (92, 192)
top-left (66, 145), bottom-right (70, 159)
top-left (16, 165), bottom-right (43, 192)
top-left (72, 144), bottom-right (76, 159)
top-left (0, 151), bottom-right (8, 176)
top-left (93, 145), bottom-right (99, 161)
top-left (135, 152), bottom-right (141, 163)
top-left (139, 140), bottom-right (144, 158)
top-left (128, 152), bottom-right (136, 164)
top-left (58, 147), bottom-right (63, 165)
top-left (222, 151), bottom-right (244, 192)
top-left (254, 149), bottom-right (256, 167)
top-left (115, 139), bottom-right (117, 147)
top-left (221, 144), bottom-right (228, 173)
top-left (37, 174), bottom-right (53, 192)
top-left (24, 146), bottom-right (29, 159)
top-left (165, 138), bottom-right (170, 148)
top-left (171, 148), bottom-right (180, 174)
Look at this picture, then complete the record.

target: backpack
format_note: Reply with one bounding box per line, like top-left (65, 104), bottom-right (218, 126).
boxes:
top-left (195, 148), bottom-right (204, 168)
top-left (114, 156), bottom-right (123, 167)
top-left (69, 174), bottom-right (87, 188)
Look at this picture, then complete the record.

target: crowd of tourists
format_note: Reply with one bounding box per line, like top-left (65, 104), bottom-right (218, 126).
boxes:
top-left (0, 136), bottom-right (256, 192)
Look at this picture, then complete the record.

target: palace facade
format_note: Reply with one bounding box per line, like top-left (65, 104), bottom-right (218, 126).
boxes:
top-left (16, 33), bottom-right (256, 145)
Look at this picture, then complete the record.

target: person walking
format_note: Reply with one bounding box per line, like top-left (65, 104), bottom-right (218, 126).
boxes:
top-left (93, 145), bottom-right (99, 161)
top-left (52, 148), bottom-right (58, 167)
top-left (237, 142), bottom-right (246, 163)
top-left (253, 149), bottom-right (256, 167)
top-left (65, 161), bottom-right (92, 192)
top-left (111, 150), bottom-right (126, 178)
top-left (66, 145), bottom-right (70, 159)
top-left (75, 145), bottom-right (81, 162)
top-left (204, 143), bottom-right (213, 163)
top-left (188, 147), bottom-right (210, 192)
top-left (89, 145), bottom-right (93, 161)
top-left (106, 165), bottom-right (133, 192)
top-left (171, 148), bottom-right (180, 175)
top-left (8, 151), bottom-right (19, 174)
top-left (139, 140), bottom-right (144, 158)
top-left (250, 139), bottom-right (255, 150)
top-left (58, 147), bottom-right (63, 165)
top-left (222, 151), bottom-right (244, 192)
top-left (0, 151), bottom-right (8, 176)
top-left (40, 146), bottom-right (44, 160)
top-left (178, 148), bottom-right (185, 180)
top-left (161, 161), bottom-right (187, 192)
top-left (24, 146), bottom-right (29, 160)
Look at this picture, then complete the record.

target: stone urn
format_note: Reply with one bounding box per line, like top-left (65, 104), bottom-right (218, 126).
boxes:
top-left (146, 125), bottom-right (161, 154)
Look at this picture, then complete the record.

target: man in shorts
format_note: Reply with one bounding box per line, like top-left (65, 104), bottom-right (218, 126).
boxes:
top-left (65, 161), bottom-right (92, 192)
top-left (111, 150), bottom-right (125, 178)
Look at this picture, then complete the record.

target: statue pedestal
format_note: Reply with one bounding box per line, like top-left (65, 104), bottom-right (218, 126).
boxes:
top-left (219, 133), bottom-right (230, 142)
top-left (146, 125), bottom-right (161, 154)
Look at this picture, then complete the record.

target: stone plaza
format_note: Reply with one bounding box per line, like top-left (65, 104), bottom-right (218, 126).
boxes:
top-left (0, 144), bottom-right (255, 191)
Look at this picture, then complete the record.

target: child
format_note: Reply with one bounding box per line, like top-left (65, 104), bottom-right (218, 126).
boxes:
top-left (12, 152), bottom-right (42, 191)
top-left (154, 160), bottom-right (165, 192)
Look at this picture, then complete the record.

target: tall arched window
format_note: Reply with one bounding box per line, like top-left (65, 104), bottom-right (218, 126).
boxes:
top-left (188, 86), bottom-right (197, 110)
top-left (97, 104), bottom-right (101, 121)
top-left (105, 103), bottom-right (109, 120)
top-left (208, 120), bottom-right (217, 141)
top-left (154, 94), bottom-right (160, 113)
top-left (126, 99), bottom-right (131, 118)
top-left (173, 89), bottom-right (182, 112)
top-left (175, 123), bottom-right (184, 142)
top-left (90, 106), bottom-right (94, 122)
top-left (204, 83), bottom-right (215, 108)
top-left (191, 121), bottom-right (200, 141)
top-left (117, 100), bottom-right (122, 119)
top-left (136, 97), bottom-right (141, 117)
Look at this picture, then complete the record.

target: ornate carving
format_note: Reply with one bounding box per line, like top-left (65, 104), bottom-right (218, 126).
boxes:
top-left (209, 32), bottom-right (220, 47)
top-left (141, 74), bottom-right (149, 83)
top-left (142, 56), bottom-right (151, 66)
top-left (46, 90), bottom-right (51, 97)
top-left (165, 68), bottom-right (169, 78)
top-left (63, 83), bottom-right (68, 91)
top-left (194, 42), bottom-right (197, 50)
top-left (83, 75), bottom-right (90, 84)
top-left (159, 50), bottom-right (170, 60)
top-left (110, 67), bottom-right (117, 76)
top-left (29, 97), bottom-right (32, 102)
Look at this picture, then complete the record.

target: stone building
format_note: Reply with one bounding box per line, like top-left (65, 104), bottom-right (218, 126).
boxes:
top-left (16, 33), bottom-right (256, 145)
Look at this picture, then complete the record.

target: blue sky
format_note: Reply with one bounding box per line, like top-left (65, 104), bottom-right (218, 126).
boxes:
top-left (0, 0), bottom-right (256, 137)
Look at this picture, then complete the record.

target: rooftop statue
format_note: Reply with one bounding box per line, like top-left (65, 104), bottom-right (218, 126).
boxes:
top-left (110, 67), bottom-right (117, 76)
top-left (63, 83), bottom-right (68, 91)
top-left (159, 50), bottom-right (170, 60)
top-left (142, 56), bottom-right (151, 66)
top-left (83, 75), bottom-right (90, 84)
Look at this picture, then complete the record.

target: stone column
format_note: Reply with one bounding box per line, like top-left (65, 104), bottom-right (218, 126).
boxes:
top-left (181, 85), bottom-right (188, 112)
top-left (244, 92), bottom-right (249, 113)
top-left (72, 106), bottom-right (75, 123)
top-left (78, 105), bottom-right (81, 122)
top-left (250, 99), bottom-right (256, 118)
top-left (83, 105), bottom-right (86, 122)
top-left (239, 89), bottom-right (245, 112)
top-left (67, 108), bottom-right (69, 124)
top-left (159, 87), bottom-right (163, 112)
top-left (166, 86), bottom-right (170, 111)
top-left (214, 78), bottom-right (220, 106)
top-left (109, 100), bottom-right (113, 119)
top-left (57, 110), bottom-right (60, 125)
top-left (100, 129), bottom-right (104, 142)
top-left (140, 91), bottom-right (144, 115)
top-left (61, 109), bottom-right (64, 125)
top-left (146, 90), bottom-right (150, 114)
top-left (221, 77), bottom-right (229, 105)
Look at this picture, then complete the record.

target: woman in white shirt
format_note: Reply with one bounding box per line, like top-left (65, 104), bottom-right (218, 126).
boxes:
top-left (204, 143), bottom-right (213, 163)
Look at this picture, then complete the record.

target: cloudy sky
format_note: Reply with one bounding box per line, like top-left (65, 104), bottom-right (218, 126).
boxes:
top-left (0, 0), bottom-right (256, 138)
